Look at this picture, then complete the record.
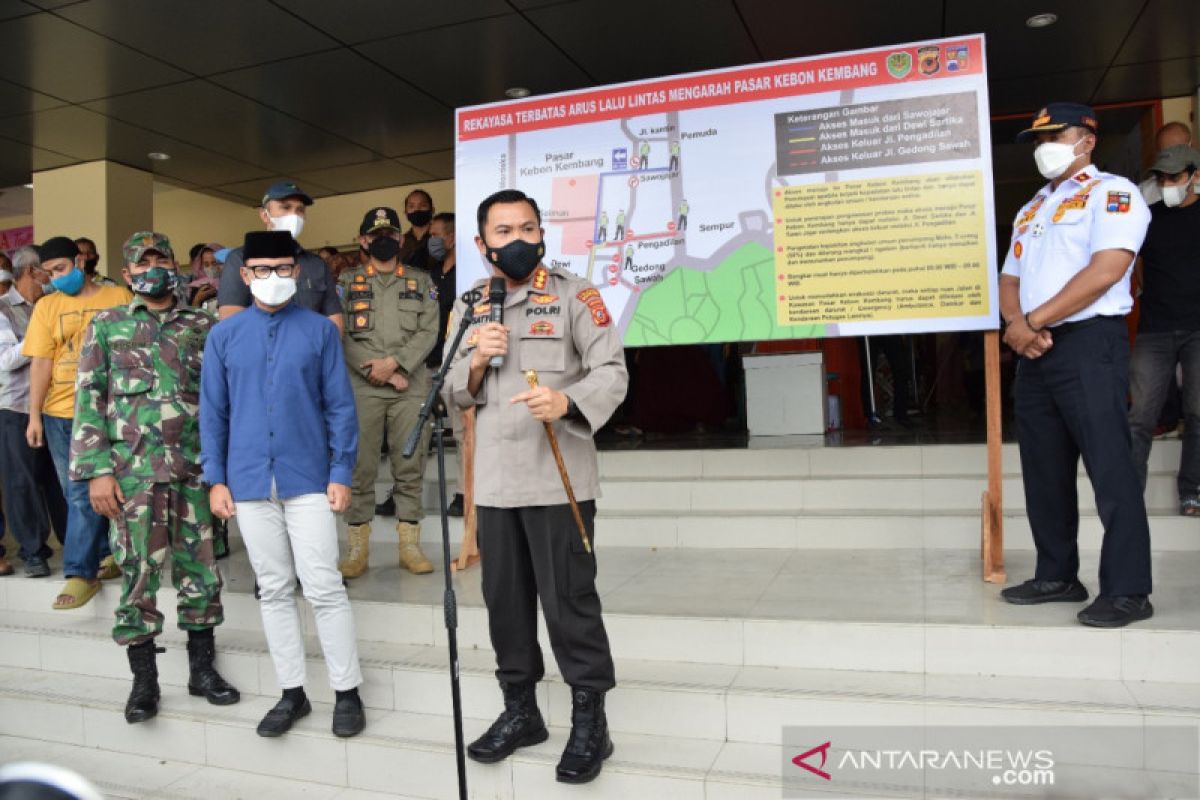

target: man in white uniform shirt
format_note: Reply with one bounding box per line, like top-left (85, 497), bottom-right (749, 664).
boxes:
top-left (999, 102), bottom-right (1154, 628)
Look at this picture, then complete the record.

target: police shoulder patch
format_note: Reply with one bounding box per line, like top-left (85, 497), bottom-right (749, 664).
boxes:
top-left (1106, 191), bottom-right (1131, 214)
top-left (576, 287), bottom-right (611, 327)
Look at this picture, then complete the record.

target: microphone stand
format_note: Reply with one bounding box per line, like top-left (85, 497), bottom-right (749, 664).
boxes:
top-left (402, 289), bottom-right (481, 800)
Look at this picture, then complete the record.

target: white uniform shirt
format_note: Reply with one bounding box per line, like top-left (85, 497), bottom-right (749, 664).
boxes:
top-left (1001, 166), bottom-right (1151, 325)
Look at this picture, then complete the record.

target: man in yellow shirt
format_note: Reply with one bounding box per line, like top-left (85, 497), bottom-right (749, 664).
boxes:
top-left (22, 236), bottom-right (132, 610)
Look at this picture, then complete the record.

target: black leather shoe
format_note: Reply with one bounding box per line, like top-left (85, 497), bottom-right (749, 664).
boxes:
top-left (556, 687), bottom-right (613, 784)
top-left (1001, 579), bottom-right (1088, 605)
top-left (467, 681), bottom-right (548, 763)
top-left (256, 694), bottom-right (312, 737)
top-left (186, 631), bottom-right (240, 706)
top-left (24, 556), bottom-right (50, 578)
top-left (332, 692), bottom-right (366, 737)
top-left (1078, 595), bottom-right (1154, 628)
top-left (447, 494), bottom-right (464, 518)
top-left (375, 496), bottom-right (395, 517)
top-left (125, 641), bottom-right (161, 724)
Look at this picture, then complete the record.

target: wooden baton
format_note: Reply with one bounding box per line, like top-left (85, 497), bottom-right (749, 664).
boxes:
top-left (525, 370), bottom-right (592, 554)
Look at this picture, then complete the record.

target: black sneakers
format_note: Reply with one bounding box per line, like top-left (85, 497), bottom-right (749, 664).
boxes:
top-left (1078, 596), bottom-right (1154, 628)
top-left (1000, 579), bottom-right (1089, 605)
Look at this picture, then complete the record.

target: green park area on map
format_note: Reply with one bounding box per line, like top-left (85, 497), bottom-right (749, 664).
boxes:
top-left (625, 242), bottom-right (824, 346)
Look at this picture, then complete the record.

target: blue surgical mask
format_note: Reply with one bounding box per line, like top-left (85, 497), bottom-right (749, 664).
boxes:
top-left (50, 267), bottom-right (85, 296)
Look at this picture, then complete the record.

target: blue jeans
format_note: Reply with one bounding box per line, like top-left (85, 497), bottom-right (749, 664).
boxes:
top-left (1129, 330), bottom-right (1200, 500)
top-left (44, 414), bottom-right (111, 579)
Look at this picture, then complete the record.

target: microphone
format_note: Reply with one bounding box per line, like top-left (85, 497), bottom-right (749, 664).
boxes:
top-left (487, 277), bottom-right (506, 368)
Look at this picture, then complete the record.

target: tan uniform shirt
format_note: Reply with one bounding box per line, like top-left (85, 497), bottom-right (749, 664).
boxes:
top-left (340, 263), bottom-right (439, 397)
top-left (444, 265), bottom-right (628, 507)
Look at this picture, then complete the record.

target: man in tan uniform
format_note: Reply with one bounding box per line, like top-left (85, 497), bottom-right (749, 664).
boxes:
top-left (339, 208), bottom-right (439, 578)
top-left (444, 189), bottom-right (628, 785)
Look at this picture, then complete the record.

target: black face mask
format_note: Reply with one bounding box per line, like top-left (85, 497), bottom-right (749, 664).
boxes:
top-left (368, 236), bottom-right (401, 263)
top-left (486, 238), bottom-right (544, 282)
top-left (406, 210), bottom-right (432, 228)
top-left (83, 256), bottom-right (99, 273)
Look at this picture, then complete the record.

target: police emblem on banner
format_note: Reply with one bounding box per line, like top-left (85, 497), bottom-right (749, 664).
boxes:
top-left (886, 51), bottom-right (912, 79)
top-left (917, 46), bottom-right (940, 76)
top-left (945, 45), bottom-right (968, 72)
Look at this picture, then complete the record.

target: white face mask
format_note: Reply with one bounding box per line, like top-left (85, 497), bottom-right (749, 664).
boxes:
top-left (1033, 140), bottom-right (1083, 180)
top-left (268, 212), bottom-right (305, 239)
top-left (1162, 180), bottom-right (1194, 208)
top-left (249, 272), bottom-right (297, 306)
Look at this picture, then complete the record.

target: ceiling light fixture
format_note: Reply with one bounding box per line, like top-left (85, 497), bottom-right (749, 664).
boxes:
top-left (23, 183), bottom-right (33, 189)
top-left (505, 87), bottom-right (531, 99)
top-left (1025, 12), bottom-right (1058, 28)
top-left (147, 151), bottom-right (171, 161)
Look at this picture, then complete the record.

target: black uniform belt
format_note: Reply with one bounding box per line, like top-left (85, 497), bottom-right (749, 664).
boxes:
top-left (1049, 315), bottom-right (1123, 335)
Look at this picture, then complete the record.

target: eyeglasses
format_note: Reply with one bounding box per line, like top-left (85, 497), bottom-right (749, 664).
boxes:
top-left (248, 263), bottom-right (297, 279)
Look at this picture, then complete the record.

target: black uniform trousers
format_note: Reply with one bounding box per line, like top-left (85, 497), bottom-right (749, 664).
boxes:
top-left (477, 501), bottom-right (616, 691)
top-left (1014, 316), bottom-right (1152, 597)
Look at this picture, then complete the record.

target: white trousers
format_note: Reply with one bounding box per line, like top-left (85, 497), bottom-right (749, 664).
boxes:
top-left (236, 490), bottom-right (363, 692)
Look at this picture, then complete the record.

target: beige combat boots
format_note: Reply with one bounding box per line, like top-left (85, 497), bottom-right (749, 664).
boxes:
top-left (397, 521), bottom-right (434, 574)
top-left (339, 523), bottom-right (372, 579)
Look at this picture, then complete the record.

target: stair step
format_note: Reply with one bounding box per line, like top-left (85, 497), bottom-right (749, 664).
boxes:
top-left (4, 547), bottom-right (1199, 681)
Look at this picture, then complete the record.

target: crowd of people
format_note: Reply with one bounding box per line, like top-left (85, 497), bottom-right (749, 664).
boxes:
top-left (0, 182), bottom-right (626, 784)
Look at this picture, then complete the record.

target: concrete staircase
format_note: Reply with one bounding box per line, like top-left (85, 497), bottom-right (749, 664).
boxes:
top-left (0, 440), bottom-right (1197, 798)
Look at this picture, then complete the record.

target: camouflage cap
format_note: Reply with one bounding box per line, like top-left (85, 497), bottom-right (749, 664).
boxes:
top-left (123, 231), bottom-right (174, 265)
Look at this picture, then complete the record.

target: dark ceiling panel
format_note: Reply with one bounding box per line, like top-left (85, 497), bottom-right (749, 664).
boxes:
top-left (526, 0), bottom-right (760, 84)
top-left (986, 68), bottom-right (1107, 115)
top-left (356, 14), bottom-right (592, 108)
top-left (397, 149), bottom-right (454, 181)
top-left (1115, 0), bottom-right (1200, 64)
top-left (83, 80), bottom-right (374, 174)
top-left (280, 0), bottom-right (512, 45)
top-left (0, 136), bottom-right (74, 184)
top-left (946, 0), bottom-right (1141, 78)
top-left (294, 159), bottom-right (434, 195)
top-left (737, 0), bottom-right (940, 61)
top-left (0, 0), bottom-right (39, 20)
top-left (56, 0), bottom-right (337, 75)
top-left (0, 78), bottom-right (69, 118)
top-left (1093, 57), bottom-right (1200, 105)
top-left (21, 0), bottom-right (86, 8)
top-left (0, 106), bottom-right (272, 185)
top-left (212, 174), bottom-right (338, 203)
top-left (0, 12), bottom-right (187, 101)
top-left (210, 49), bottom-right (454, 157)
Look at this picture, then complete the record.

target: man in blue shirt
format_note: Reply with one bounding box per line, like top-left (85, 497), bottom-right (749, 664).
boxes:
top-left (200, 231), bottom-right (365, 738)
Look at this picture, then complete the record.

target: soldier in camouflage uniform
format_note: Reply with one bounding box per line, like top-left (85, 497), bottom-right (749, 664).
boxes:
top-left (338, 208), bottom-right (440, 578)
top-left (70, 231), bottom-right (240, 724)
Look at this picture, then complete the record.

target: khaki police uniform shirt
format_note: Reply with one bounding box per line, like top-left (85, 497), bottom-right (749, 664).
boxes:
top-left (444, 265), bottom-right (628, 508)
top-left (340, 262), bottom-right (439, 397)
top-left (1001, 166), bottom-right (1150, 323)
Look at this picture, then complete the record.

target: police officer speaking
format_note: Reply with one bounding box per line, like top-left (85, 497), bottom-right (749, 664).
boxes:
top-left (999, 102), bottom-right (1154, 628)
top-left (444, 189), bottom-right (628, 784)
top-left (339, 208), bottom-right (440, 578)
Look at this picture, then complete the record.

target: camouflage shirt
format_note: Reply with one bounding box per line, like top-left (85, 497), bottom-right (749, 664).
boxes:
top-left (70, 297), bottom-right (215, 483)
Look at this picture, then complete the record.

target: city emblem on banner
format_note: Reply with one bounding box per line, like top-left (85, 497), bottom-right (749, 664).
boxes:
top-left (886, 51), bottom-right (912, 79)
top-left (944, 45), bottom-right (969, 72)
top-left (917, 45), bottom-right (940, 76)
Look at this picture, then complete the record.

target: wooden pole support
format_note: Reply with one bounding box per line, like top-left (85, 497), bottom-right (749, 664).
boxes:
top-left (982, 329), bottom-right (1006, 583)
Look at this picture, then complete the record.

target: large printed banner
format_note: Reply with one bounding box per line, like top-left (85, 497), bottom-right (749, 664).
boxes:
top-left (455, 35), bottom-right (998, 345)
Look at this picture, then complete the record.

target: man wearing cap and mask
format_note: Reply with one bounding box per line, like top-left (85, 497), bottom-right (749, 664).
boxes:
top-left (202, 230), bottom-right (364, 739)
top-left (216, 180), bottom-right (343, 333)
top-left (398, 189), bottom-right (435, 270)
top-left (999, 102), bottom-right (1154, 628)
top-left (337, 208), bottom-right (439, 579)
top-left (1128, 144), bottom-right (1200, 517)
top-left (22, 236), bottom-right (131, 610)
top-left (1138, 122), bottom-right (1192, 205)
top-left (444, 189), bottom-right (627, 784)
top-left (70, 231), bottom-right (239, 724)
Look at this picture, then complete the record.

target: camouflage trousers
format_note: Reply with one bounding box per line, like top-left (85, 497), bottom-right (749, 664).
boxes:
top-left (110, 475), bottom-right (224, 646)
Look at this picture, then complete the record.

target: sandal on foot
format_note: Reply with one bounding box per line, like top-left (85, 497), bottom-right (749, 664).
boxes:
top-left (53, 577), bottom-right (101, 610)
top-left (1181, 497), bottom-right (1200, 517)
top-left (98, 556), bottom-right (122, 580)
